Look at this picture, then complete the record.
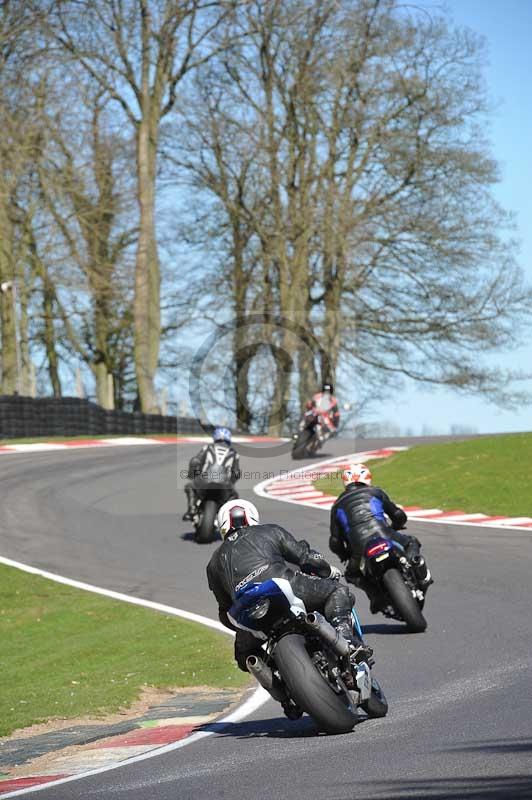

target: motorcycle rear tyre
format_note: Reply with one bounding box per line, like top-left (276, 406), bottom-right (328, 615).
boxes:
top-left (274, 634), bottom-right (357, 734)
top-left (382, 568), bottom-right (427, 632)
top-left (195, 499), bottom-right (218, 544)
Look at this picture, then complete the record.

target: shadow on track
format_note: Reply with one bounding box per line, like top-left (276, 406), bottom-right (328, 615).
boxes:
top-left (201, 715), bottom-right (372, 740)
top-left (179, 531), bottom-right (221, 544)
top-left (362, 622), bottom-right (409, 635)
top-left (354, 775), bottom-right (532, 799)
top-left (290, 451), bottom-right (334, 463)
top-left (440, 737), bottom-right (532, 756)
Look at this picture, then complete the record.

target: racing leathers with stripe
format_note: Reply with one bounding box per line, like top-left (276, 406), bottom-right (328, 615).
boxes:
top-left (329, 482), bottom-right (424, 588)
top-left (184, 443), bottom-right (240, 515)
top-left (206, 522), bottom-right (359, 671)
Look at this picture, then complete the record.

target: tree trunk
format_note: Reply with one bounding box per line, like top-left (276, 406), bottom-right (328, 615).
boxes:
top-left (0, 286), bottom-right (17, 394)
top-left (42, 277), bottom-right (62, 397)
top-left (267, 344), bottom-right (294, 436)
top-left (93, 294), bottom-right (113, 408)
top-left (234, 343), bottom-right (254, 433)
top-left (18, 276), bottom-right (31, 395)
top-left (134, 116), bottom-right (160, 412)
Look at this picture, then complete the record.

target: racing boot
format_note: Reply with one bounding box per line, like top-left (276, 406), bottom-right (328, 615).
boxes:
top-left (281, 697), bottom-right (303, 720)
top-left (332, 617), bottom-right (374, 666)
top-left (411, 555), bottom-right (433, 591)
top-left (366, 584), bottom-right (385, 615)
top-left (182, 487), bottom-right (196, 521)
top-left (353, 574), bottom-right (384, 615)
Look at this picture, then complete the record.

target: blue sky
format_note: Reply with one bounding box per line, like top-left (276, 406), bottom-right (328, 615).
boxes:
top-left (375, 0), bottom-right (532, 434)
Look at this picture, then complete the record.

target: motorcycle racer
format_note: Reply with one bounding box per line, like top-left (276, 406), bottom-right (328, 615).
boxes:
top-left (328, 463), bottom-right (433, 613)
top-left (182, 427), bottom-right (241, 522)
top-left (302, 382), bottom-right (340, 443)
top-left (206, 499), bottom-right (373, 694)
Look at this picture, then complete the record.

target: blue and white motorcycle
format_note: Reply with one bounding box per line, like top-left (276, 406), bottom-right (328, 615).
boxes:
top-left (229, 578), bottom-right (388, 734)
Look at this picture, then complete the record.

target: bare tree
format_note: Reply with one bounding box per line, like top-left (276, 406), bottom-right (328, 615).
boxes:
top-left (37, 85), bottom-right (137, 408)
top-left (43, 0), bottom-right (238, 411)
top-left (0, 33), bottom-right (43, 392)
top-left (176, 0), bottom-right (532, 432)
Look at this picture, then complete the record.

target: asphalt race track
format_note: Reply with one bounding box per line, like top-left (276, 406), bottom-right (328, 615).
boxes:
top-left (1, 438), bottom-right (532, 799)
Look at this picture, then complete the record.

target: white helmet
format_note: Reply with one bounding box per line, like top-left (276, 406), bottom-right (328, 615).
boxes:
top-left (217, 499), bottom-right (260, 538)
top-left (342, 463), bottom-right (373, 487)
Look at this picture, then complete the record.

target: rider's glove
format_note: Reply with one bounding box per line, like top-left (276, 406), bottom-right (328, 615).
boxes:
top-left (328, 565), bottom-right (342, 581)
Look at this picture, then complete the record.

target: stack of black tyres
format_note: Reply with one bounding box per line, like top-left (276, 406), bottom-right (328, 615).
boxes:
top-left (0, 396), bottom-right (181, 439)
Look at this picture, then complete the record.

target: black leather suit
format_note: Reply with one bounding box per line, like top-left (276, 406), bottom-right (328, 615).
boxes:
top-left (206, 522), bottom-right (356, 671)
top-left (329, 482), bottom-right (421, 586)
top-left (185, 442), bottom-right (241, 513)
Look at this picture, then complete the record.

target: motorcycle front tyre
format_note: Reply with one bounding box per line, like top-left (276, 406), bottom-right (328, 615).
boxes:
top-left (291, 428), bottom-right (313, 459)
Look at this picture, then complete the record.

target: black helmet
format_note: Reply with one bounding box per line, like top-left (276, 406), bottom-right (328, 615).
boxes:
top-left (322, 381), bottom-right (334, 394)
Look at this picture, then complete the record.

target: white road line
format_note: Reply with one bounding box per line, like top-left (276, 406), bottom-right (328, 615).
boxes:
top-left (0, 555), bottom-right (269, 799)
top-left (0, 555), bottom-right (228, 633)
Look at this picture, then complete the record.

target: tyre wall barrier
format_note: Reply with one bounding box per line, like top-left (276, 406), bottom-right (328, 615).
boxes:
top-left (0, 396), bottom-right (212, 439)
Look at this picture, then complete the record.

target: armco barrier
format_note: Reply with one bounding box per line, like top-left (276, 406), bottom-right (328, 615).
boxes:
top-left (0, 396), bottom-right (211, 439)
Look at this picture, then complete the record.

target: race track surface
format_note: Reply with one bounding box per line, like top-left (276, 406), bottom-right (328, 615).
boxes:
top-left (1, 437), bottom-right (531, 799)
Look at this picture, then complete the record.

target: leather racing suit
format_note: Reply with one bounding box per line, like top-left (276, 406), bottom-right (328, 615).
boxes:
top-left (184, 442), bottom-right (240, 517)
top-left (303, 392), bottom-right (340, 439)
top-left (329, 482), bottom-right (431, 608)
top-left (206, 522), bottom-right (362, 671)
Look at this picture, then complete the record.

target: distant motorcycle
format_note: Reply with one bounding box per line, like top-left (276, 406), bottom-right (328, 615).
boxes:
top-left (229, 578), bottom-right (388, 734)
top-left (191, 466), bottom-right (236, 544)
top-left (359, 533), bottom-right (427, 632)
top-left (292, 409), bottom-right (335, 459)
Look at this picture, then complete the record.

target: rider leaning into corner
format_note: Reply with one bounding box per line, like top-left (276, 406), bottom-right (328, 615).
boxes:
top-left (302, 381), bottom-right (341, 443)
top-left (328, 463), bottom-right (433, 613)
top-left (206, 499), bottom-right (373, 717)
top-left (182, 427), bottom-right (241, 521)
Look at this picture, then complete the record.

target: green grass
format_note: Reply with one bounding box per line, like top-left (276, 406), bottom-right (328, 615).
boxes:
top-left (313, 432), bottom-right (532, 517)
top-left (0, 564), bottom-right (247, 737)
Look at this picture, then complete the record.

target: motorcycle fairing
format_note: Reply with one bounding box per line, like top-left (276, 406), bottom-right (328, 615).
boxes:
top-left (228, 577), bottom-right (306, 638)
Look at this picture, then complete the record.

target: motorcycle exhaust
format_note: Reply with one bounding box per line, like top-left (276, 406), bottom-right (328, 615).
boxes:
top-left (246, 655), bottom-right (287, 703)
top-left (305, 612), bottom-right (350, 658)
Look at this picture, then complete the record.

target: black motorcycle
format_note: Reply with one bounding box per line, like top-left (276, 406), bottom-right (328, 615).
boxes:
top-left (292, 409), bottom-right (333, 459)
top-left (229, 577), bottom-right (388, 734)
top-left (191, 465), bottom-right (235, 544)
top-left (359, 533), bottom-right (427, 632)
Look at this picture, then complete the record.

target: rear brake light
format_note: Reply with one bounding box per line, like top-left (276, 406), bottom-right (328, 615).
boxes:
top-left (367, 542), bottom-right (390, 557)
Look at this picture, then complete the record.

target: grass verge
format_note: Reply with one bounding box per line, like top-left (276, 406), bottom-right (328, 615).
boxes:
top-left (1, 563), bottom-right (247, 737)
top-left (313, 432), bottom-right (532, 517)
